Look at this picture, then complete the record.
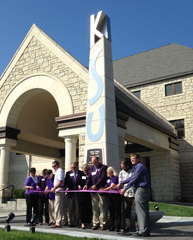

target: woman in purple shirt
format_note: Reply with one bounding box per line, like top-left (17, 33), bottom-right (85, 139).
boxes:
top-left (102, 166), bottom-right (121, 232)
top-left (24, 167), bottom-right (39, 225)
top-left (37, 168), bottom-right (49, 225)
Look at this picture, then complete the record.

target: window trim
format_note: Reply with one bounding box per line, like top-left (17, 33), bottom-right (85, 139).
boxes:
top-left (169, 119), bottom-right (185, 139)
top-left (165, 82), bottom-right (182, 96)
top-left (132, 90), bottom-right (140, 99)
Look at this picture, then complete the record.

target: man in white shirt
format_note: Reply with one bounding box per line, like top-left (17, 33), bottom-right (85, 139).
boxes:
top-left (50, 160), bottom-right (65, 228)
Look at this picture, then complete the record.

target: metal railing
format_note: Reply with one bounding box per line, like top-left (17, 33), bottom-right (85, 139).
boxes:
top-left (0, 185), bottom-right (15, 203)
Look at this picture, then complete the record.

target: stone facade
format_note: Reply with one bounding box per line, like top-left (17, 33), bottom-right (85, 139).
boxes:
top-left (0, 37), bottom-right (88, 114)
top-left (78, 133), bottom-right (85, 168)
top-left (9, 152), bottom-right (55, 189)
top-left (2, 35), bottom-right (88, 190)
top-left (129, 74), bottom-right (193, 201)
top-left (149, 150), bottom-right (181, 201)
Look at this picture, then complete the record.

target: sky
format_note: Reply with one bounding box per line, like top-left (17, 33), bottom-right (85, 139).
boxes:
top-left (0, 0), bottom-right (193, 76)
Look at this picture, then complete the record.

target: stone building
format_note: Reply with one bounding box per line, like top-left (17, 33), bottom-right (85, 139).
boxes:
top-left (0, 25), bottom-right (180, 202)
top-left (113, 43), bottom-right (193, 201)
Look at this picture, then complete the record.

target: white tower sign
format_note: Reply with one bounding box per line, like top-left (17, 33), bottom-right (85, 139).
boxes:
top-left (85, 11), bottom-right (120, 170)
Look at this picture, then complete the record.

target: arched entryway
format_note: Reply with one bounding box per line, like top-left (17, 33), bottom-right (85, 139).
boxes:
top-left (0, 74), bottom-right (73, 190)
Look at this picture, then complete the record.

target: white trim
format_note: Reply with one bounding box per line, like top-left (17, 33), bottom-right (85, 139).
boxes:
top-left (0, 74), bottom-right (73, 128)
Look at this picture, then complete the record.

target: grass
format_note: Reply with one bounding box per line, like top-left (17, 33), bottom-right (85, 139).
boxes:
top-left (1, 203), bottom-right (192, 239)
top-left (0, 228), bottom-right (101, 240)
top-left (149, 202), bottom-right (193, 217)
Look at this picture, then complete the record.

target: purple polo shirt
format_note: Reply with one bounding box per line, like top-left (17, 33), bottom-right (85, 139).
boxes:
top-left (106, 176), bottom-right (118, 188)
top-left (37, 176), bottom-right (47, 191)
top-left (47, 175), bottom-right (55, 200)
top-left (24, 176), bottom-right (39, 195)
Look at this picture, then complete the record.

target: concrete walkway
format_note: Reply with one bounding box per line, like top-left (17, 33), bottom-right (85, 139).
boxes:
top-left (0, 209), bottom-right (193, 240)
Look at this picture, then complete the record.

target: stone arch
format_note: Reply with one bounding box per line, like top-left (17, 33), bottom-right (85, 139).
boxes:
top-left (0, 73), bottom-right (73, 128)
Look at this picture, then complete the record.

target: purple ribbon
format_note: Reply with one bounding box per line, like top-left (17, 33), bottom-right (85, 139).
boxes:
top-left (30, 189), bottom-right (121, 194)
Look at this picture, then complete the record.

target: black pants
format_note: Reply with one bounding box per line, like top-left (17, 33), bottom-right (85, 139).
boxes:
top-left (108, 194), bottom-right (121, 229)
top-left (26, 194), bottom-right (38, 223)
top-left (79, 193), bottom-right (92, 224)
top-left (38, 194), bottom-right (49, 224)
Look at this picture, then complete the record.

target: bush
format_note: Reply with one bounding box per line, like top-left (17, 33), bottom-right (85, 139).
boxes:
top-left (14, 189), bottom-right (26, 199)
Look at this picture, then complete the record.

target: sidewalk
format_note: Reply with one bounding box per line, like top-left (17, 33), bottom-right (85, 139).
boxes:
top-left (0, 209), bottom-right (193, 240)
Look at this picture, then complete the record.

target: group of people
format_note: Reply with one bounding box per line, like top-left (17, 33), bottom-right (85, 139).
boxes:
top-left (24, 152), bottom-right (151, 237)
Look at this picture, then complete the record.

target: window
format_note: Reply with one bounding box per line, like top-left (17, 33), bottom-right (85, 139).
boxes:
top-left (170, 119), bottom-right (185, 139)
top-left (165, 82), bottom-right (182, 96)
top-left (133, 90), bottom-right (140, 99)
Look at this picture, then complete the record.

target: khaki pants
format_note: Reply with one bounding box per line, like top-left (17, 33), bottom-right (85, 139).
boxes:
top-left (55, 188), bottom-right (65, 226)
top-left (92, 193), bottom-right (107, 227)
top-left (67, 193), bottom-right (80, 225)
top-left (49, 199), bottom-right (55, 223)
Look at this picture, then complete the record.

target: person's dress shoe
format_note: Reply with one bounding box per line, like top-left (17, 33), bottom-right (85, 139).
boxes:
top-left (51, 224), bottom-right (60, 228)
top-left (92, 226), bottom-right (98, 230)
top-left (133, 232), bottom-right (150, 237)
top-left (82, 226), bottom-right (86, 229)
top-left (124, 228), bottom-right (130, 233)
top-left (69, 224), bottom-right (74, 227)
top-left (109, 227), bottom-right (115, 231)
top-left (115, 228), bottom-right (121, 232)
top-left (100, 226), bottom-right (106, 230)
top-left (75, 224), bottom-right (81, 228)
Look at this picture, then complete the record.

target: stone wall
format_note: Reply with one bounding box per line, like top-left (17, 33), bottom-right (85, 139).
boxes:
top-left (0, 37), bottom-right (88, 114)
top-left (129, 75), bottom-right (193, 152)
top-left (129, 75), bottom-right (193, 201)
top-left (150, 150), bottom-right (181, 201)
top-left (180, 161), bottom-right (193, 201)
top-left (9, 152), bottom-right (56, 189)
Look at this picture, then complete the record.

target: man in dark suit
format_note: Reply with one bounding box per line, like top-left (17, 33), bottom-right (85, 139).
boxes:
top-left (83, 156), bottom-right (108, 230)
top-left (65, 162), bottom-right (82, 227)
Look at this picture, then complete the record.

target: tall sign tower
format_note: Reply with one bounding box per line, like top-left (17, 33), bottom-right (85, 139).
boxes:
top-left (85, 11), bottom-right (120, 170)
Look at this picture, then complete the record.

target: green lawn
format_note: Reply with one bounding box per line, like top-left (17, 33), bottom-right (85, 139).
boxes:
top-left (149, 202), bottom-right (193, 217)
top-left (0, 228), bottom-right (101, 240)
top-left (0, 203), bottom-right (193, 239)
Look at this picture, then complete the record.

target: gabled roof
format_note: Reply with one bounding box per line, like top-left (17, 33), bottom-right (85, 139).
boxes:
top-left (113, 43), bottom-right (193, 87)
top-left (0, 24), bottom-right (88, 88)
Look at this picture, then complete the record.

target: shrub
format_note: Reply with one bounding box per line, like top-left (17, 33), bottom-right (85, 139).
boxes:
top-left (14, 189), bottom-right (26, 199)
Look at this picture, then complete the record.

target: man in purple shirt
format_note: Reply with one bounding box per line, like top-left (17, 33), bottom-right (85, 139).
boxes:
top-left (46, 170), bottom-right (55, 226)
top-left (120, 153), bottom-right (151, 237)
top-left (83, 156), bottom-right (108, 230)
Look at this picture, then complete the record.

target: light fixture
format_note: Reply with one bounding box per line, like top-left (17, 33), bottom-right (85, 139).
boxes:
top-left (154, 205), bottom-right (159, 211)
top-left (5, 212), bottom-right (15, 232)
top-left (29, 213), bottom-right (38, 233)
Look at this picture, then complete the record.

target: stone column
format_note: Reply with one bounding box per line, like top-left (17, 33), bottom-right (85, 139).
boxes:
top-left (117, 128), bottom-right (126, 169)
top-left (64, 137), bottom-right (77, 173)
top-left (0, 145), bottom-right (11, 190)
top-left (150, 149), bottom-right (181, 201)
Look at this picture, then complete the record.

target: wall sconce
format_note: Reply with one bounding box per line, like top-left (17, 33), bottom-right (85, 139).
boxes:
top-left (29, 213), bottom-right (38, 233)
top-left (5, 212), bottom-right (15, 232)
top-left (154, 205), bottom-right (159, 211)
